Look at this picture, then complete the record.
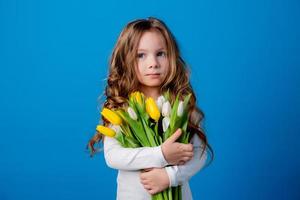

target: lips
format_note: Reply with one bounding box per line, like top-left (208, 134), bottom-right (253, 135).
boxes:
top-left (146, 73), bottom-right (160, 76)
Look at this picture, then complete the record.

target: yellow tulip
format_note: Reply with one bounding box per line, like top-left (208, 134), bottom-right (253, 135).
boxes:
top-left (130, 91), bottom-right (136, 98)
top-left (146, 97), bottom-right (160, 122)
top-left (96, 125), bottom-right (116, 137)
top-left (101, 108), bottom-right (122, 125)
top-left (135, 91), bottom-right (143, 106)
top-left (130, 91), bottom-right (143, 106)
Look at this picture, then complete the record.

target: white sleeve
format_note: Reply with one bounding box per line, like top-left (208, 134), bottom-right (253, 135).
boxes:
top-left (103, 136), bottom-right (169, 170)
top-left (165, 134), bottom-right (207, 187)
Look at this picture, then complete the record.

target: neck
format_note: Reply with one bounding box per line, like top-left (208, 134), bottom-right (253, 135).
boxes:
top-left (139, 85), bottom-right (161, 100)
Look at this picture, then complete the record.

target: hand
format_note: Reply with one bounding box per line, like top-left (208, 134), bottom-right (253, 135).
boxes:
top-left (161, 129), bottom-right (194, 165)
top-left (140, 168), bottom-right (169, 195)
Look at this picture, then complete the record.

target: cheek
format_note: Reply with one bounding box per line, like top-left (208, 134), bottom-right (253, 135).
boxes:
top-left (137, 62), bottom-right (144, 73)
top-left (162, 61), bottom-right (170, 75)
top-left (135, 64), bottom-right (144, 81)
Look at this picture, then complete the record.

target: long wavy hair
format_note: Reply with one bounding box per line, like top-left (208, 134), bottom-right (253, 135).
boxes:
top-left (87, 17), bottom-right (214, 165)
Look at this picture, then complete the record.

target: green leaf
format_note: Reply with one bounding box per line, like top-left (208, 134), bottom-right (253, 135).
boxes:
top-left (115, 131), bottom-right (127, 147)
top-left (170, 95), bottom-right (180, 130)
top-left (118, 110), bottom-right (150, 147)
top-left (125, 136), bottom-right (140, 148)
top-left (163, 89), bottom-right (170, 102)
top-left (183, 93), bottom-right (192, 111)
top-left (140, 117), bottom-right (158, 146)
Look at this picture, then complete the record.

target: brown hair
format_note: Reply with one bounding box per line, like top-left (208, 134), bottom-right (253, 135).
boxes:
top-left (87, 17), bottom-right (214, 165)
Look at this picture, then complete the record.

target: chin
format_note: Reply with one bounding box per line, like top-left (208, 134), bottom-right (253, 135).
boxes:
top-left (146, 81), bottom-right (163, 87)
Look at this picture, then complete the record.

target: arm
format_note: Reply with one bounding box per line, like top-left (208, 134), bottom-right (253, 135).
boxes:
top-left (165, 134), bottom-right (207, 187)
top-left (103, 136), bottom-right (168, 170)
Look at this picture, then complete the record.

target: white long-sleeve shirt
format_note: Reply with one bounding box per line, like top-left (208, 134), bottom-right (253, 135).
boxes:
top-left (103, 134), bottom-right (207, 200)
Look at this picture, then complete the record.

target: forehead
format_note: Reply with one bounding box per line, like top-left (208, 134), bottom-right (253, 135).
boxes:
top-left (137, 30), bottom-right (167, 50)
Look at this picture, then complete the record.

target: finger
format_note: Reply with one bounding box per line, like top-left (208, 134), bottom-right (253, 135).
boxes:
top-left (179, 144), bottom-right (193, 153)
top-left (143, 168), bottom-right (153, 172)
top-left (143, 184), bottom-right (152, 190)
top-left (184, 144), bottom-right (193, 152)
top-left (140, 179), bottom-right (149, 185)
top-left (182, 156), bottom-right (192, 162)
top-left (178, 161), bottom-right (185, 165)
top-left (184, 152), bottom-right (194, 158)
top-left (148, 189), bottom-right (156, 195)
top-left (166, 128), bottom-right (182, 143)
top-left (139, 173), bottom-right (146, 180)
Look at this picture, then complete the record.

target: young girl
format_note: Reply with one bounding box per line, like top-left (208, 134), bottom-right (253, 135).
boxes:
top-left (88, 17), bottom-right (213, 200)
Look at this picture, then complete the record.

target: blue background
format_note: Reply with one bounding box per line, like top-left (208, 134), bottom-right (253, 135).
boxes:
top-left (1, 0), bottom-right (299, 199)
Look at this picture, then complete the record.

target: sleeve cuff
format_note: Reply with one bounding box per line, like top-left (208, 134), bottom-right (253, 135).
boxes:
top-left (165, 166), bottom-right (179, 187)
top-left (155, 145), bottom-right (169, 167)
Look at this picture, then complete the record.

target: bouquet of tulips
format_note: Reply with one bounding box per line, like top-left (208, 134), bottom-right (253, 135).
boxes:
top-left (96, 91), bottom-right (192, 200)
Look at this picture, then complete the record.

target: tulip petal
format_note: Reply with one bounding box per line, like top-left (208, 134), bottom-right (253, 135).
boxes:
top-left (96, 125), bottom-right (116, 137)
top-left (101, 108), bottom-right (122, 125)
top-left (127, 107), bottom-right (138, 120)
top-left (162, 101), bottom-right (171, 117)
top-left (146, 97), bottom-right (161, 122)
top-left (177, 101), bottom-right (184, 117)
top-left (156, 95), bottom-right (166, 112)
top-left (162, 117), bottom-right (170, 132)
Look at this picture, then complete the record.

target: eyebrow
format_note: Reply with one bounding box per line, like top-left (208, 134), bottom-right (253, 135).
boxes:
top-left (137, 47), bottom-right (166, 52)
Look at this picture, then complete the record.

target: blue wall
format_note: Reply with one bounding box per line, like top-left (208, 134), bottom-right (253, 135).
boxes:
top-left (1, 0), bottom-right (299, 199)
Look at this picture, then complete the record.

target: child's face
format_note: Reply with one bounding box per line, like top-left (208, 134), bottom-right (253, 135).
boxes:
top-left (135, 30), bottom-right (169, 89)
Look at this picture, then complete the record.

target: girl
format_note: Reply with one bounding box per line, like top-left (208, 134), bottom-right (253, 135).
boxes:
top-left (88, 17), bottom-right (213, 200)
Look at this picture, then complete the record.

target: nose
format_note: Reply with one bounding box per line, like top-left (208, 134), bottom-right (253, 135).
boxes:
top-left (148, 55), bottom-right (159, 68)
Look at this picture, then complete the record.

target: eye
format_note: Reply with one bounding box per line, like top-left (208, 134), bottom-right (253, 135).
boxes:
top-left (157, 51), bottom-right (166, 57)
top-left (137, 53), bottom-right (145, 59)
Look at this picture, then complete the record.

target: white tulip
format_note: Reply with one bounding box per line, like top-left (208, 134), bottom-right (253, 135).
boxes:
top-left (156, 95), bottom-right (166, 112)
top-left (127, 107), bottom-right (138, 120)
top-left (177, 101), bottom-right (184, 117)
top-left (162, 117), bottom-right (170, 132)
top-left (162, 101), bottom-right (171, 117)
top-left (109, 124), bottom-right (121, 134)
